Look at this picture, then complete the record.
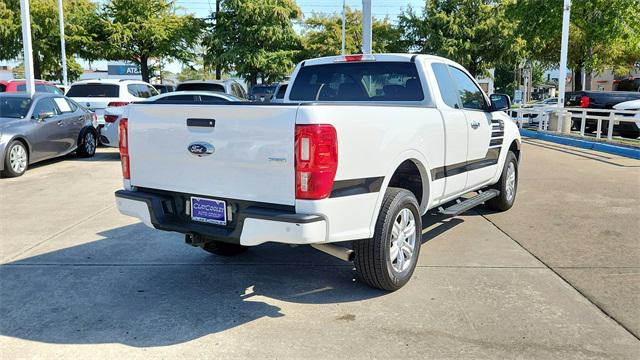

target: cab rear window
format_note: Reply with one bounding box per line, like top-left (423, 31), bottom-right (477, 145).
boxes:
top-left (289, 62), bottom-right (424, 102)
top-left (66, 84), bottom-right (119, 97)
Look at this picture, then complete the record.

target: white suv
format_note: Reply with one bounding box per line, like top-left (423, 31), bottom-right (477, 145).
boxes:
top-left (66, 79), bottom-right (159, 138)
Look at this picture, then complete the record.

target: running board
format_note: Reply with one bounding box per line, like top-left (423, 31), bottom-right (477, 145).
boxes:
top-left (438, 189), bottom-right (500, 216)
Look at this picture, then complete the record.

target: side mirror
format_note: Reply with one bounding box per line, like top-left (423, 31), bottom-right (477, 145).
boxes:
top-left (489, 94), bottom-right (511, 112)
top-left (37, 111), bottom-right (55, 121)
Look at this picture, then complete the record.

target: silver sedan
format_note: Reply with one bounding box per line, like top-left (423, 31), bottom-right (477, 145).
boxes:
top-left (0, 93), bottom-right (98, 177)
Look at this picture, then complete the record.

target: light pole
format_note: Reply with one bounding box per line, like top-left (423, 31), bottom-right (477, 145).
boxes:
top-left (19, 0), bottom-right (35, 96)
top-left (362, 0), bottom-right (372, 54)
top-left (57, 0), bottom-right (67, 88)
top-left (341, 0), bottom-right (346, 55)
top-left (557, 0), bottom-right (571, 133)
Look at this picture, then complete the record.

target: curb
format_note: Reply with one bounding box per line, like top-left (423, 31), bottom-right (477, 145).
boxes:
top-left (519, 129), bottom-right (640, 159)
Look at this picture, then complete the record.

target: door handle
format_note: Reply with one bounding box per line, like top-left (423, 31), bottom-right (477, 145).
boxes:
top-left (57, 120), bottom-right (64, 126)
top-left (470, 120), bottom-right (480, 129)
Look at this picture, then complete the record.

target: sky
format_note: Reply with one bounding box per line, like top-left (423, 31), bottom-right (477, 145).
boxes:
top-left (2, 1), bottom-right (426, 75)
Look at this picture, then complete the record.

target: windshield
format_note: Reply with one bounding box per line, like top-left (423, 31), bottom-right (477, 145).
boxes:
top-left (0, 97), bottom-right (32, 119)
top-left (289, 62), bottom-right (424, 102)
top-left (251, 86), bottom-right (276, 95)
top-left (67, 84), bottom-right (120, 97)
top-left (176, 83), bottom-right (225, 92)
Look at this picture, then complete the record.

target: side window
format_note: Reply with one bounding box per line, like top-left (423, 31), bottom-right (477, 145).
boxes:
top-left (232, 84), bottom-right (242, 97)
top-left (276, 84), bottom-right (288, 99)
top-left (52, 97), bottom-right (73, 113)
top-left (431, 63), bottom-right (460, 109)
top-left (448, 66), bottom-right (487, 110)
top-left (32, 99), bottom-right (59, 118)
top-left (127, 84), bottom-right (140, 97)
top-left (155, 95), bottom-right (196, 103)
top-left (145, 85), bottom-right (159, 97)
top-left (46, 85), bottom-right (62, 94)
top-left (66, 98), bottom-right (79, 111)
top-left (201, 95), bottom-right (228, 103)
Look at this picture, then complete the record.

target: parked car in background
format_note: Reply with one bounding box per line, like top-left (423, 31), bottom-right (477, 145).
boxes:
top-left (0, 79), bottom-right (63, 94)
top-left (613, 99), bottom-right (640, 139)
top-left (248, 84), bottom-right (277, 102)
top-left (523, 97), bottom-right (558, 125)
top-left (66, 79), bottom-right (159, 127)
top-left (566, 90), bottom-right (640, 138)
top-left (153, 84), bottom-right (176, 94)
top-left (0, 93), bottom-right (97, 177)
top-left (176, 80), bottom-right (247, 99)
top-left (99, 91), bottom-right (246, 147)
top-left (270, 82), bottom-right (289, 103)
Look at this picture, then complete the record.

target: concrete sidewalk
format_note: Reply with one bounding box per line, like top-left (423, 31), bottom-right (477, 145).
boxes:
top-left (1, 145), bottom-right (639, 359)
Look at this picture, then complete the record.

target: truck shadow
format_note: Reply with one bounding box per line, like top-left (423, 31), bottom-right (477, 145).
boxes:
top-left (0, 206), bottom-right (478, 347)
top-left (0, 223), bottom-right (384, 347)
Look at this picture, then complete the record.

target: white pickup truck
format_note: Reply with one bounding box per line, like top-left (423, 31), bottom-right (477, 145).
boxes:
top-left (115, 54), bottom-right (521, 291)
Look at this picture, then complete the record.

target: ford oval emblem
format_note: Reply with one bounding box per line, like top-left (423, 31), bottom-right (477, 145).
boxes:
top-left (188, 142), bottom-right (215, 157)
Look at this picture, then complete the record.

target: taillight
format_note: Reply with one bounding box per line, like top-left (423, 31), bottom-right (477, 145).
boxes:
top-left (108, 101), bottom-right (129, 107)
top-left (580, 95), bottom-right (590, 108)
top-left (118, 118), bottom-right (130, 179)
top-left (295, 124), bottom-right (338, 199)
top-left (104, 114), bottom-right (118, 123)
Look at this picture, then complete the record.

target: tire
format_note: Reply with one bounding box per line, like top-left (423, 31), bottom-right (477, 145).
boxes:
top-left (1, 140), bottom-right (28, 178)
top-left (76, 128), bottom-right (97, 158)
top-left (202, 240), bottom-right (248, 256)
top-left (486, 151), bottom-right (518, 212)
top-left (353, 187), bottom-right (422, 291)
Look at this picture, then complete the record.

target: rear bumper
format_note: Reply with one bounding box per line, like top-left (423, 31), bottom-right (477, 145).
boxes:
top-left (99, 121), bottom-right (119, 147)
top-left (115, 189), bottom-right (327, 246)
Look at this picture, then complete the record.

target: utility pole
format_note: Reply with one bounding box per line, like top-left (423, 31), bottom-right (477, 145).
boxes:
top-left (19, 0), bottom-right (35, 96)
top-left (215, 0), bottom-right (221, 80)
top-left (557, 0), bottom-right (571, 133)
top-left (341, 0), bottom-right (346, 55)
top-left (57, 0), bottom-right (67, 88)
top-left (361, 0), bottom-right (372, 54)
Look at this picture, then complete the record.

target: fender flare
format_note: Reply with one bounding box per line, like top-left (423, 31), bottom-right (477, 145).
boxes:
top-left (366, 149), bottom-right (433, 237)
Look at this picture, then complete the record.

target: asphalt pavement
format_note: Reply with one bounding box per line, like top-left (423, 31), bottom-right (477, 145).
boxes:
top-left (0, 141), bottom-right (638, 359)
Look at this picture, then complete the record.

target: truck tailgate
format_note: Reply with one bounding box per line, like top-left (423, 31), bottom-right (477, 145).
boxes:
top-left (127, 104), bottom-right (298, 205)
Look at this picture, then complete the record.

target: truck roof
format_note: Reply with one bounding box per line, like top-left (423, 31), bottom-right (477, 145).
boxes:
top-left (300, 53), bottom-right (462, 68)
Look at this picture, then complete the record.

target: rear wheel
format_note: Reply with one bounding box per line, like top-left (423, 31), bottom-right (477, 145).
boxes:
top-left (202, 240), bottom-right (248, 256)
top-left (77, 128), bottom-right (97, 158)
top-left (353, 187), bottom-right (421, 291)
top-left (486, 151), bottom-right (518, 211)
top-left (1, 140), bottom-right (28, 178)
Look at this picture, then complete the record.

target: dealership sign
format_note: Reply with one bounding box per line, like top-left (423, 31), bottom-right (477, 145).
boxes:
top-left (107, 64), bottom-right (141, 76)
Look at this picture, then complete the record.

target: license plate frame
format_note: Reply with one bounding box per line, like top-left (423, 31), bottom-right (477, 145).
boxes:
top-left (190, 196), bottom-right (227, 225)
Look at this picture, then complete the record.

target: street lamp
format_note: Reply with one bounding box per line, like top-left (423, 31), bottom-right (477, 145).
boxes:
top-left (57, 0), bottom-right (68, 88)
top-left (557, 0), bottom-right (571, 133)
top-left (19, 0), bottom-right (35, 96)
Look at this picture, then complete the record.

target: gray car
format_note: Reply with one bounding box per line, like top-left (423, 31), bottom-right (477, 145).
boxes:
top-left (0, 93), bottom-right (98, 177)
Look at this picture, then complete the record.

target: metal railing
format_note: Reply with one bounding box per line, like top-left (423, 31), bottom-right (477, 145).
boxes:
top-left (511, 106), bottom-right (640, 141)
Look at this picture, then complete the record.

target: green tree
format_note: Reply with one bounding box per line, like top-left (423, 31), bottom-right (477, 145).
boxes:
top-left (98, 0), bottom-right (202, 82)
top-left (398, 0), bottom-right (525, 77)
top-left (301, 7), bottom-right (404, 59)
top-left (0, 0), bottom-right (99, 81)
top-left (204, 0), bottom-right (301, 86)
top-left (511, 0), bottom-right (640, 90)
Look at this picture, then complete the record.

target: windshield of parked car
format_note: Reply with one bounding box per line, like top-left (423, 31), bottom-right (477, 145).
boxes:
top-left (251, 85), bottom-right (276, 95)
top-left (0, 97), bottom-right (33, 119)
top-left (66, 84), bottom-right (119, 97)
top-left (289, 62), bottom-right (424, 102)
top-left (176, 83), bottom-right (225, 92)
